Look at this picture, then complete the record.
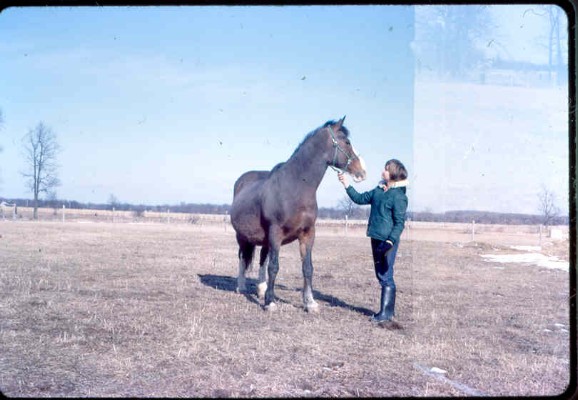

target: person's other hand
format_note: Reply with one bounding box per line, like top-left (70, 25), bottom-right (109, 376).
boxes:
top-left (382, 240), bottom-right (394, 254)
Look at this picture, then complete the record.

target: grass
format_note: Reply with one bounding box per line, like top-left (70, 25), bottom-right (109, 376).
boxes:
top-left (0, 220), bottom-right (572, 397)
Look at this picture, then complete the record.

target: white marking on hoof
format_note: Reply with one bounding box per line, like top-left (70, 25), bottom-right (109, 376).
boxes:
top-left (264, 302), bottom-right (277, 312)
top-left (305, 301), bottom-right (320, 313)
top-left (257, 282), bottom-right (267, 299)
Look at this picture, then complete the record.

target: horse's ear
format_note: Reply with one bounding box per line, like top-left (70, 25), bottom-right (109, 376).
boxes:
top-left (335, 115), bottom-right (346, 130)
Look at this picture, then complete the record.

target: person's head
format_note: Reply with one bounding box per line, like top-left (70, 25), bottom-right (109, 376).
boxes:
top-left (382, 159), bottom-right (407, 182)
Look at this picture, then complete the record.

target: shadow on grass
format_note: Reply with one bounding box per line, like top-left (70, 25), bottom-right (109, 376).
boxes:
top-left (197, 274), bottom-right (295, 307)
top-left (198, 274), bottom-right (240, 292)
top-left (197, 274), bottom-right (261, 306)
top-left (312, 290), bottom-right (374, 316)
top-left (198, 274), bottom-right (373, 316)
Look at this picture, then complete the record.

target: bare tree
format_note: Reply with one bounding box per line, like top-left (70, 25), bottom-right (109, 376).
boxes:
top-left (337, 195), bottom-right (367, 219)
top-left (415, 5), bottom-right (494, 80)
top-left (537, 185), bottom-right (560, 227)
top-left (46, 190), bottom-right (59, 215)
top-left (108, 193), bottom-right (119, 209)
top-left (525, 6), bottom-right (567, 85)
top-left (21, 122), bottom-right (61, 220)
top-left (337, 195), bottom-right (355, 219)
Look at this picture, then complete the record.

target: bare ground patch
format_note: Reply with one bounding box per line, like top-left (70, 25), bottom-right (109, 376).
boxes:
top-left (0, 221), bottom-right (571, 397)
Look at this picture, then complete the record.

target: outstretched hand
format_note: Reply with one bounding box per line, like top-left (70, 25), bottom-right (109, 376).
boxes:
top-left (337, 172), bottom-right (350, 188)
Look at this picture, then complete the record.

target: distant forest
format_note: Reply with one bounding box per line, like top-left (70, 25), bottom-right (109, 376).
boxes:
top-left (1, 197), bottom-right (569, 226)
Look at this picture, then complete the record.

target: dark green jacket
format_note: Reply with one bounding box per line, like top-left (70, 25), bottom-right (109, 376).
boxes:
top-left (345, 184), bottom-right (408, 244)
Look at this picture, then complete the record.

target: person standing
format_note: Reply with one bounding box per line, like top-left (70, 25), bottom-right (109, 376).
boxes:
top-left (338, 159), bottom-right (408, 322)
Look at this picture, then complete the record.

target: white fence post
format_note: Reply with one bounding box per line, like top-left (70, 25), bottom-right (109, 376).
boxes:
top-left (345, 215), bottom-right (349, 236)
top-left (62, 205), bottom-right (66, 223)
top-left (471, 220), bottom-right (475, 242)
top-left (166, 209), bottom-right (170, 224)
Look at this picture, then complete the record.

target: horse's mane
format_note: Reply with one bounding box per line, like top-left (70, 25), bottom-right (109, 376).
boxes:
top-left (322, 120), bottom-right (350, 137)
top-left (289, 120), bottom-right (350, 159)
top-left (270, 162), bottom-right (285, 174)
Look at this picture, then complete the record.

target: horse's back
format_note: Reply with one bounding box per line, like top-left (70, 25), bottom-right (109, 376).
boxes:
top-left (233, 170), bottom-right (270, 198)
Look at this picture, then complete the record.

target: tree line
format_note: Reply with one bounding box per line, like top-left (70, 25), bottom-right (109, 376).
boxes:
top-left (0, 197), bottom-right (231, 216)
top-left (319, 207), bottom-right (568, 226)
top-left (1, 196), bottom-right (568, 226)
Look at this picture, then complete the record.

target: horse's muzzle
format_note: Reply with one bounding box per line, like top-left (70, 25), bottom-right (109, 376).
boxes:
top-left (349, 156), bottom-right (367, 182)
top-left (352, 171), bottom-right (367, 182)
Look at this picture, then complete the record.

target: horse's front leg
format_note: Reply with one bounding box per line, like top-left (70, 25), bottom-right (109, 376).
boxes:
top-left (300, 227), bottom-right (319, 313)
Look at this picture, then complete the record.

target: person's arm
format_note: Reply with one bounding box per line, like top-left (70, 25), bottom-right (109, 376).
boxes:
top-left (338, 173), bottom-right (373, 205)
top-left (387, 193), bottom-right (408, 244)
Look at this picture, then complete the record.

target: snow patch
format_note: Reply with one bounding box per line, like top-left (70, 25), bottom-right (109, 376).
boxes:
top-left (510, 245), bottom-right (541, 252)
top-left (481, 246), bottom-right (568, 271)
top-left (430, 367), bottom-right (447, 374)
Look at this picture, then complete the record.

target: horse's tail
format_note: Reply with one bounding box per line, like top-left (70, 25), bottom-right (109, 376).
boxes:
top-left (238, 244), bottom-right (256, 272)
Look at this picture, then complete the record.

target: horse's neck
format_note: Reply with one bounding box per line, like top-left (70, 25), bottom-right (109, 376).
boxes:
top-left (283, 134), bottom-right (329, 192)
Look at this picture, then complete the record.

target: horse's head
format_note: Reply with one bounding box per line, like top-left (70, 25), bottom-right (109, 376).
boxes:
top-left (325, 117), bottom-right (367, 182)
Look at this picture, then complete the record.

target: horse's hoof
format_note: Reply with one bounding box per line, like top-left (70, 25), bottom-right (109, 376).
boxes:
top-left (305, 302), bottom-right (320, 313)
top-left (264, 302), bottom-right (277, 312)
top-left (257, 283), bottom-right (267, 299)
top-left (236, 286), bottom-right (247, 294)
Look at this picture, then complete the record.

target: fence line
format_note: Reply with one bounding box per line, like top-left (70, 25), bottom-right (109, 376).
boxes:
top-left (4, 206), bottom-right (570, 243)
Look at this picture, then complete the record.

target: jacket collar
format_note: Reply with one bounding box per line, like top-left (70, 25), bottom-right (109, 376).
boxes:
top-left (388, 179), bottom-right (409, 188)
top-left (378, 179), bottom-right (409, 191)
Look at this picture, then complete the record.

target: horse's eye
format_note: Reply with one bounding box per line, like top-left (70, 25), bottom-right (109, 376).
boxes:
top-left (345, 140), bottom-right (351, 146)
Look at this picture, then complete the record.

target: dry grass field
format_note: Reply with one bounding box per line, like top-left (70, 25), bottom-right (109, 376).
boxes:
top-left (0, 215), bottom-right (572, 397)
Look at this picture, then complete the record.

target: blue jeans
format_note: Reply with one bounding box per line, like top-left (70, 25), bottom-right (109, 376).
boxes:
top-left (370, 238), bottom-right (399, 289)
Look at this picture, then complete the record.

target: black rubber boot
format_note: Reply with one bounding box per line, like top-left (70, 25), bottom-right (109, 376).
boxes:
top-left (371, 285), bottom-right (395, 322)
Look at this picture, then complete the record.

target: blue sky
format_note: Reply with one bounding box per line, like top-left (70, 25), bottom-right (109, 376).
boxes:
top-left (0, 5), bottom-right (570, 215)
top-left (0, 5), bottom-right (414, 209)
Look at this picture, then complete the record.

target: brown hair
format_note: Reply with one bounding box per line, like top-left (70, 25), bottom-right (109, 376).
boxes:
top-left (385, 159), bottom-right (408, 181)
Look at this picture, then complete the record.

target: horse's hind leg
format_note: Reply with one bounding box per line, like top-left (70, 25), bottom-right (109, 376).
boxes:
top-left (264, 227), bottom-right (282, 311)
top-left (257, 246), bottom-right (268, 299)
top-left (300, 227), bottom-right (319, 313)
top-left (236, 241), bottom-right (255, 294)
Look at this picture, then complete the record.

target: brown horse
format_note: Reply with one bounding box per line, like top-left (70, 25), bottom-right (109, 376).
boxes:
top-left (230, 117), bottom-right (367, 312)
